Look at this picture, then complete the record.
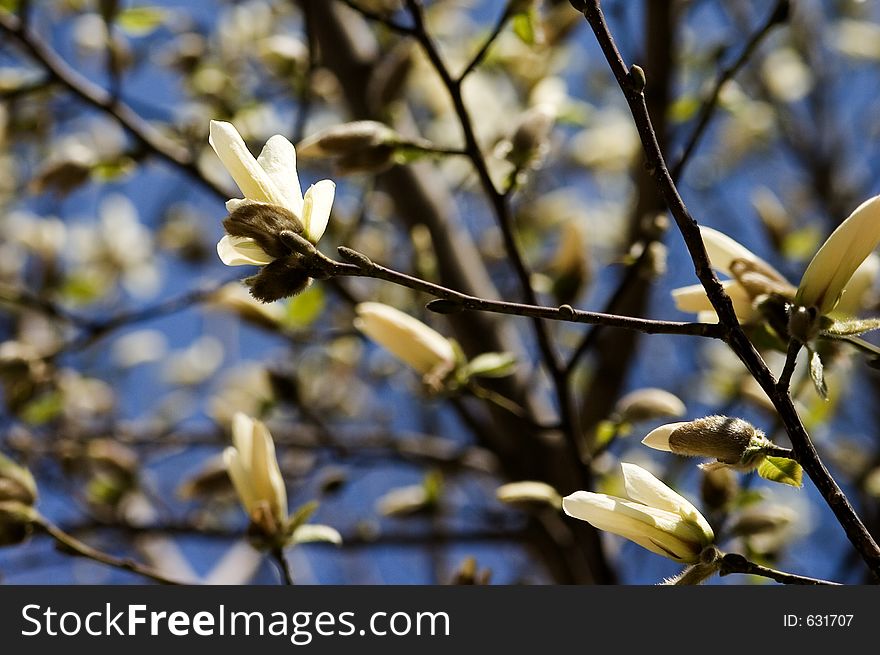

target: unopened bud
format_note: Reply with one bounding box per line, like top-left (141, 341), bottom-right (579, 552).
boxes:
top-left (0, 501), bottom-right (37, 546)
top-left (85, 439), bottom-right (138, 483)
top-left (297, 121), bottom-right (400, 174)
top-left (700, 466), bottom-right (738, 511)
top-left (788, 304), bottom-right (820, 343)
top-left (0, 453), bottom-right (37, 506)
top-left (507, 104), bottom-right (557, 167)
top-left (643, 415), bottom-right (766, 465)
top-left (495, 481), bottom-right (562, 509)
top-left (614, 388), bottom-right (686, 424)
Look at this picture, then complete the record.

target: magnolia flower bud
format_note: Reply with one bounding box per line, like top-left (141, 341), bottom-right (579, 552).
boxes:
top-left (0, 501), bottom-right (37, 547)
top-left (354, 302), bottom-right (456, 377)
top-left (495, 481), bottom-right (562, 509)
top-left (700, 466), bottom-right (738, 512)
top-left (0, 452), bottom-right (37, 506)
top-left (562, 463), bottom-right (714, 563)
top-left (296, 121), bottom-right (400, 174)
top-left (613, 388), bottom-right (686, 424)
top-left (506, 103), bottom-right (557, 168)
top-left (642, 416), bottom-right (766, 465)
top-left (224, 413), bottom-right (288, 539)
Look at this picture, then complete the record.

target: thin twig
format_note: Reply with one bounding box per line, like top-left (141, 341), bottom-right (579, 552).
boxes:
top-left (776, 339), bottom-right (801, 393)
top-left (671, 0), bottom-right (789, 181)
top-left (272, 547), bottom-right (295, 585)
top-left (38, 518), bottom-right (184, 585)
top-left (457, 2), bottom-right (514, 83)
top-left (332, 251), bottom-right (725, 337)
top-left (719, 553), bottom-right (840, 585)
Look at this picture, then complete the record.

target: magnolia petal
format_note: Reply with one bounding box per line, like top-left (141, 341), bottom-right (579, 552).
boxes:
top-left (249, 419), bottom-right (287, 523)
top-left (257, 134), bottom-right (304, 217)
top-left (641, 422), bottom-right (688, 452)
top-left (671, 280), bottom-right (756, 321)
top-left (797, 195), bottom-right (880, 315)
top-left (291, 524), bottom-right (343, 546)
top-left (701, 226), bottom-right (781, 279)
top-left (621, 463), bottom-right (714, 542)
top-left (231, 412), bottom-right (255, 470)
top-left (354, 302), bottom-right (455, 374)
top-left (217, 235), bottom-right (274, 266)
top-left (832, 253), bottom-right (880, 318)
top-left (223, 447), bottom-right (257, 517)
top-left (209, 121), bottom-right (282, 205)
top-left (562, 492), bottom-right (702, 562)
top-left (302, 180), bottom-right (336, 244)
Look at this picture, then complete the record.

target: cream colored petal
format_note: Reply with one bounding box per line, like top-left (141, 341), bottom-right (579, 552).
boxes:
top-left (257, 134), bottom-right (304, 217)
top-left (354, 302), bottom-right (455, 374)
top-left (621, 463), bottom-right (713, 542)
top-left (671, 280), bottom-right (755, 321)
top-left (216, 236), bottom-right (274, 266)
top-left (562, 492), bottom-right (702, 562)
top-left (231, 412), bottom-right (256, 470)
top-left (209, 120), bottom-right (281, 204)
top-left (254, 420), bottom-right (288, 521)
top-left (797, 195), bottom-right (880, 315)
top-left (291, 524), bottom-right (342, 545)
top-left (831, 253), bottom-right (879, 318)
top-left (301, 180), bottom-right (336, 244)
top-left (223, 447), bottom-right (257, 517)
top-left (701, 226), bottom-right (780, 279)
top-left (641, 422), bottom-right (688, 452)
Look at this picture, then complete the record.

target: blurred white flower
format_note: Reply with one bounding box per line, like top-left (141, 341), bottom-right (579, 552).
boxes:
top-left (354, 302), bottom-right (455, 376)
top-left (224, 412), bottom-right (288, 536)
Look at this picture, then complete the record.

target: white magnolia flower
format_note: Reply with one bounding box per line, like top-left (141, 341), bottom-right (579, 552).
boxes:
top-left (209, 120), bottom-right (335, 265)
top-left (562, 463), bottom-right (714, 563)
top-left (795, 194), bottom-right (880, 315)
top-left (671, 226), bottom-right (792, 323)
top-left (354, 302), bottom-right (456, 376)
top-left (675, 196), bottom-right (880, 323)
top-left (223, 412), bottom-right (288, 534)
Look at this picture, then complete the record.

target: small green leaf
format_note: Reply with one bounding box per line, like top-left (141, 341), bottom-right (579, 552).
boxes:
top-left (282, 284), bottom-right (325, 329)
top-left (822, 317), bottom-right (880, 337)
top-left (423, 470), bottom-right (444, 505)
top-left (593, 420), bottom-right (621, 450)
top-left (117, 7), bottom-right (167, 36)
top-left (809, 349), bottom-right (828, 400)
top-left (20, 391), bottom-right (63, 425)
top-left (756, 456), bottom-right (803, 487)
top-left (512, 12), bottom-right (535, 45)
top-left (668, 95), bottom-right (701, 123)
top-left (392, 144), bottom-right (434, 164)
top-left (463, 352), bottom-right (517, 379)
top-left (286, 500), bottom-right (319, 533)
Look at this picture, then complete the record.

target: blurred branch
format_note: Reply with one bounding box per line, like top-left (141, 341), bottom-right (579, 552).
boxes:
top-left (457, 1), bottom-right (515, 84)
top-left (335, 0), bottom-right (414, 35)
top-left (0, 11), bottom-right (228, 199)
top-left (576, 0), bottom-right (880, 580)
top-left (671, 0), bottom-right (789, 181)
top-left (36, 517), bottom-right (184, 585)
